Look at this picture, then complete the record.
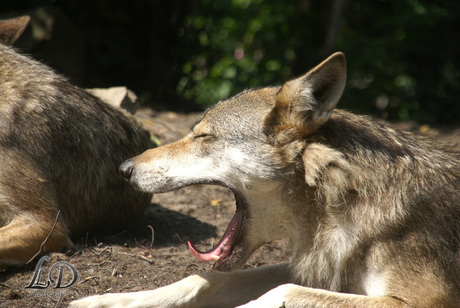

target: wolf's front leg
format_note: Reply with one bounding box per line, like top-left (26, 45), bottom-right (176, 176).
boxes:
top-left (69, 274), bottom-right (212, 308)
top-left (237, 284), bottom-right (409, 308)
top-left (70, 263), bottom-right (291, 308)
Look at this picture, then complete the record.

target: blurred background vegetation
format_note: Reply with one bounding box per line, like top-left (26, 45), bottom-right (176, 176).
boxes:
top-left (1, 0), bottom-right (459, 125)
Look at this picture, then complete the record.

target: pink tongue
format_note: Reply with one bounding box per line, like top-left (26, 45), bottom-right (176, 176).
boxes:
top-left (187, 211), bottom-right (241, 262)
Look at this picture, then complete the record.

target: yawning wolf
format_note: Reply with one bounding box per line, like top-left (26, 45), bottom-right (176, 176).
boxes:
top-left (72, 52), bottom-right (459, 307)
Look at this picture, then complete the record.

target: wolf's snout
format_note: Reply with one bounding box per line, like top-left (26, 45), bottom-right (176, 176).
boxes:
top-left (119, 160), bottom-right (134, 179)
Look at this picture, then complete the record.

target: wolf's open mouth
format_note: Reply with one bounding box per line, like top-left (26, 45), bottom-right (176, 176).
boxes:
top-left (187, 190), bottom-right (244, 269)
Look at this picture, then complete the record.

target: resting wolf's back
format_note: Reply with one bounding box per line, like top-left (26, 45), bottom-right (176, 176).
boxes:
top-left (0, 44), bottom-right (151, 235)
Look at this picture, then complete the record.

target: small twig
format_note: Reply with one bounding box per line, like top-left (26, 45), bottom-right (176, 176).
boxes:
top-left (27, 210), bottom-right (61, 264)
top-left (55, 293), bottom-right (63, 308)
top-left (97, 260), bottom-right (114, 267)
top-left (78, 276), bottom-right (98, 285)
top-left (186, 263), bottom-right (200, 270)
top-left (105, 230), bottom-right (127, 238)
top-left (174, 233), bottom-right (183, 243)
top-left (116, 251), bottom-right (137, 257)
top-left (88, 246), bottom-right (112, 259)
top-left (116, 251), bottom-right (154, 264)
top-left (147, 225), bottom-right (155, 248)
top-left (73, 288), bottom-right (83, 296)
top-left (138, 255), bottom-right (155, 264)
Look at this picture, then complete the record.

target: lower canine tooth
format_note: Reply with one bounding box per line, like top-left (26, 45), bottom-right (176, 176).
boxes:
top-left (212, 255), bottom-right (220, 261)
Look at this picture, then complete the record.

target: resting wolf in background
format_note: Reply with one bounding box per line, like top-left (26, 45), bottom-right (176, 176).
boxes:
top-left (72, 52), bottom-right (459, 307)
top-left (0, 17), bottom-right (151, 269)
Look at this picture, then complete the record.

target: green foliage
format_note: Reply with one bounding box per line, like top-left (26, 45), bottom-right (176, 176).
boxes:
top-left (337, 0), bottom-right (460, 124)
top-left (176, 0), bottom-right (298, 105)
top-left (174, 0), bottom-right (460, 124)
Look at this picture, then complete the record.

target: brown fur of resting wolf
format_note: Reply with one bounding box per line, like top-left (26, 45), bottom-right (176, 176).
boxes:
top-left (74, 52), bottom-right (458, 307)
top-left (0, 16), bottom-right (152, 269)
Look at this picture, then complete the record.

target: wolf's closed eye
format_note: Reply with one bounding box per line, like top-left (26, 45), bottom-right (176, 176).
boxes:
top-left (194, 133), bottom-right (215, 139)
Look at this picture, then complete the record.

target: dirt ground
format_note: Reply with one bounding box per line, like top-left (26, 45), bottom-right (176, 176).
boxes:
top-left (0, 107), bottom-right (458, 307)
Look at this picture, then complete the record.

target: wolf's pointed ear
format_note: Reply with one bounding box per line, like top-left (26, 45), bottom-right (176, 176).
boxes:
top-left (0, 16), bottom-right (31, 46)
top-left (265, 52), bottom-right (346, 142)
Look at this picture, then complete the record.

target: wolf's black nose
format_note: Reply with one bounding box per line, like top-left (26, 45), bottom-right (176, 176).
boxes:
top-left (119, 160), bottom-right (134, 179)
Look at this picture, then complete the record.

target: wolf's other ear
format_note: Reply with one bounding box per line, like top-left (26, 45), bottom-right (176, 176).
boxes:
top-left (0, 16), bottom-right (31, 46)
top-left (266, 52), bottom-right (346, 140)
